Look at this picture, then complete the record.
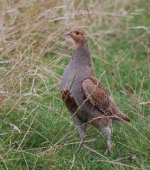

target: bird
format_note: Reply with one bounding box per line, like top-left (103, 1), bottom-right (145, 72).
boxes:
top-left (60, 28), bottom-right (130, 152)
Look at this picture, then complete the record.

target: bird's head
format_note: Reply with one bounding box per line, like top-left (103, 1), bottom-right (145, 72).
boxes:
top-left (66, 28), bottom-right (86, 47)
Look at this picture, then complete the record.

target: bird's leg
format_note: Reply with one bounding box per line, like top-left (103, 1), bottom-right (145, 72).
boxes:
top-left (77, 125), bottom-right (86, 152)
top-left (73, 115), bottom-right (86, 152)
top-left (101, 127), bottom-right (112, 153)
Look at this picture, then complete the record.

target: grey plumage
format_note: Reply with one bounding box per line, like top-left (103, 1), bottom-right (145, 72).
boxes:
top-left (60, 28), bottom-right (130, 152)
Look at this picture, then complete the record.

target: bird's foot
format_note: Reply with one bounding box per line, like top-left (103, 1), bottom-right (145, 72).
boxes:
top-left (104, 143), bottom-right (112, 155)
top-left (104, 148), bottom-right (111, 155)
top-left (77, 138), bottom-right (85, 153)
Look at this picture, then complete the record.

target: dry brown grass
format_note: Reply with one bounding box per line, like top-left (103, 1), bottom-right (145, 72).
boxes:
top-left (0, 0), bottom-right (142, 109)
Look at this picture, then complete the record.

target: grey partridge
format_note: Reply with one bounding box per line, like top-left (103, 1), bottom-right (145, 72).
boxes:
top-left (60, 28), bottom-right (130, 152)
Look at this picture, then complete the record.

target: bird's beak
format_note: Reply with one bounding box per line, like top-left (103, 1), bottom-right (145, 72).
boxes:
top-left (66, 32), bottom-right (72, 37)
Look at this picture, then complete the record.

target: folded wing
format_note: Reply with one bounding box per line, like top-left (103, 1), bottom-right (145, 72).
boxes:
top-left (82, 76), bottom-right (130, 121)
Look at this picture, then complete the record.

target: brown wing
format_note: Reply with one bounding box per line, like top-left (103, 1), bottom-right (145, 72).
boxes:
top-left (82, 76), bottom-right (110, 115)
top-left (82, 76), bottom-right (130, 121)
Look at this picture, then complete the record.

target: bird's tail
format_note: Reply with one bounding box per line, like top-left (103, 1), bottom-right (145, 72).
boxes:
top-left (110, 98), bottom-right (130, 122)
top-left (114, 110), bottom-right (130, 122)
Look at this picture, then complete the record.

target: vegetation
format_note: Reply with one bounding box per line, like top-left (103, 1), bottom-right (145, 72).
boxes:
top-left (0, 0), bottom-right (150, 169)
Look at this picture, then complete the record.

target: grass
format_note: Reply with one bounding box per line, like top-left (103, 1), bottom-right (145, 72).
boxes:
top-left (0, 0), bottom-right (150, 169)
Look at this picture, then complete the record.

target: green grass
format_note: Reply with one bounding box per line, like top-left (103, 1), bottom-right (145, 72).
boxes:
top-left (0, 0), bottom-right (150, 169)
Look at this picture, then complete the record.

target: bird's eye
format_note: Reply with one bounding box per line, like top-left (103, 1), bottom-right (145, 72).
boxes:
top-left (76, 31), bottom-right (80, 35)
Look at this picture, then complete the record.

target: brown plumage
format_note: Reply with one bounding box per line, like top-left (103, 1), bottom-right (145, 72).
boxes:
top-left (82, 76), bottom-right (130, 122)
top-left (60, 28), bottom-right (130, 152)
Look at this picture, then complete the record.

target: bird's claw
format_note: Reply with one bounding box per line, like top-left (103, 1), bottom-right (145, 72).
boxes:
top-left (77, 138), bottom-right (84, 153)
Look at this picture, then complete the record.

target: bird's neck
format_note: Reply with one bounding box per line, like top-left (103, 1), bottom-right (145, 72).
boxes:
top-left (72, 41), bottom-right (92, 67)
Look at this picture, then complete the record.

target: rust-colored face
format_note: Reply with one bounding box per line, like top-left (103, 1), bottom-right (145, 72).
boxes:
top-left (66, 28), bottom-right (86, 45)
